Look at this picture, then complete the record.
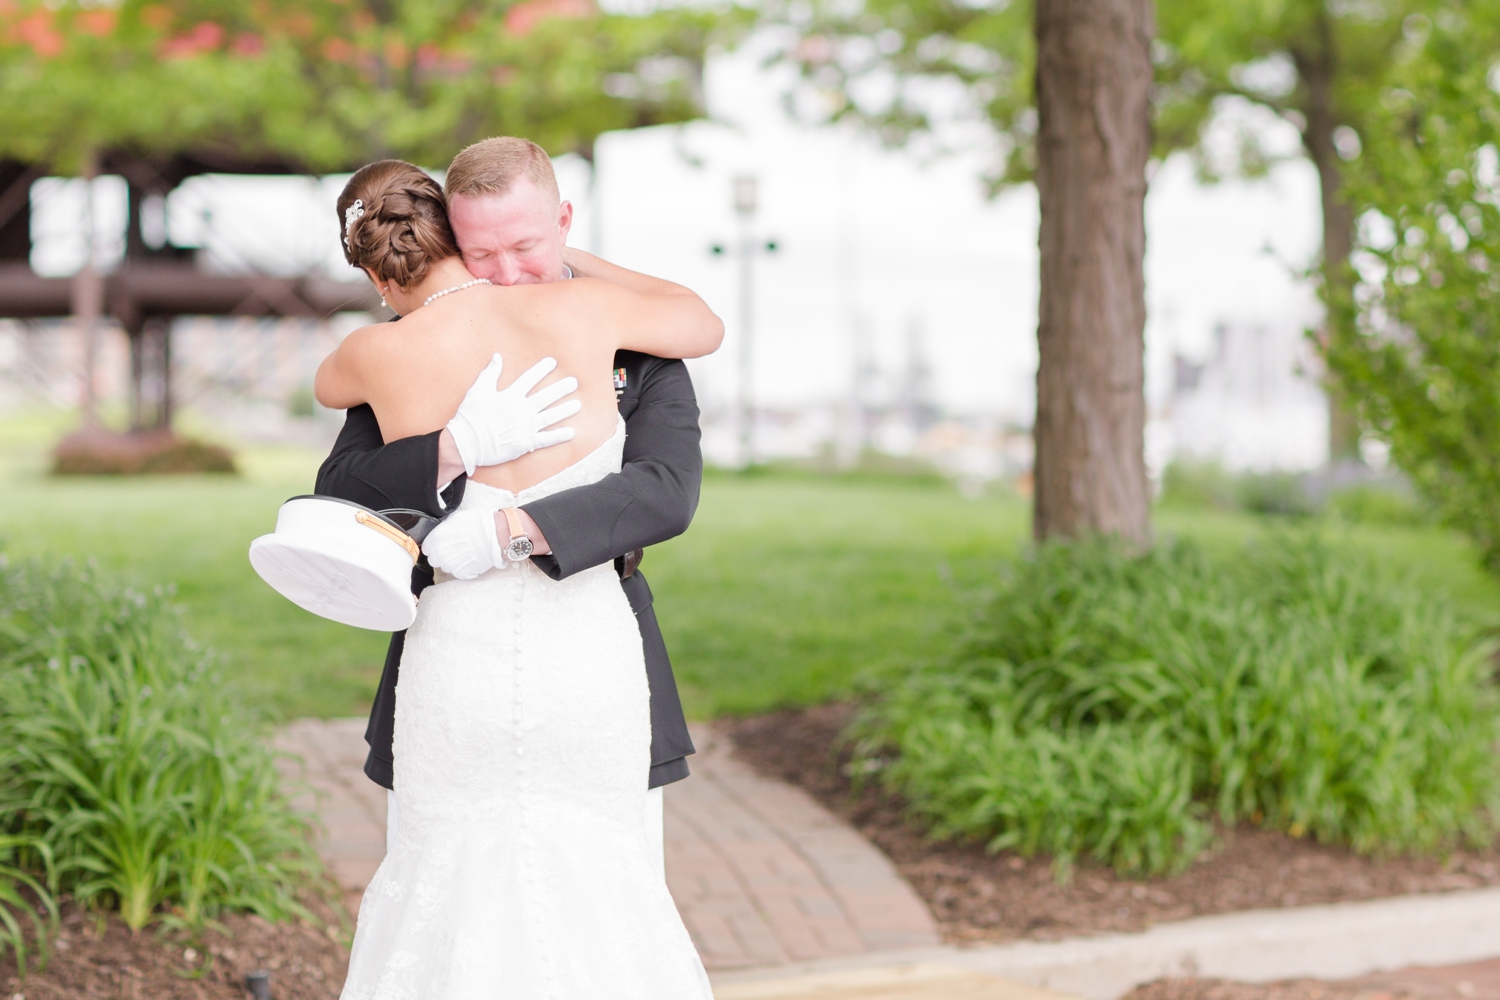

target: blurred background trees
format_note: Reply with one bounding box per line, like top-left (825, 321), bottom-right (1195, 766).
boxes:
top-left (761, 0), bottom-right (1500, 563)
top-left (0, 0), bottom-right (738, 454)
top-left (1153, 0), bottom-right (1454, 461)
top-left (1322, 0), bottom-right (1500, 571)
top-left (0, 0), bottom-right (729, 173)
top-left (2, 0), bottom-right (1497, 563)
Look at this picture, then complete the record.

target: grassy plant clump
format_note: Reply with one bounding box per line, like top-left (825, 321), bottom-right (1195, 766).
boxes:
top-left (0, 553), bottom-right (320, 950)
top-left (857, 536), bottom-right (1500, 878)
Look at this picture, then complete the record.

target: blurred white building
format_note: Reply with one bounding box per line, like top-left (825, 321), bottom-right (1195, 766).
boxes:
top-left (1164, 321), bottom-right (1329, 472)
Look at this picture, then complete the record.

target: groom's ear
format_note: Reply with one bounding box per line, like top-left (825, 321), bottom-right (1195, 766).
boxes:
top-left (557, 201), bottom-right (573, 245)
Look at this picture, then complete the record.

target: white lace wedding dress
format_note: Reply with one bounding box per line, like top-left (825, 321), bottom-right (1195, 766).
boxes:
top-left (340, 418), bottom-right (712, 1000)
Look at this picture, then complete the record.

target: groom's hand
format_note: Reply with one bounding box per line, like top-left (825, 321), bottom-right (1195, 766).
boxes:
top-left (445, 355), bottom-right (582, 476)
top-left (422, 507), bottom-right (553, 579)
top-left (421, 509), bottom-right (506, 580)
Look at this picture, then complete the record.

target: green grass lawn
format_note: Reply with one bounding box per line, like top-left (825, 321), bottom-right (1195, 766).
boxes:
top-left (3, 409), bottom-right (1497, 721)
top-left (0, 412), bottom-right (391, 719)
top-left (648, 470), bottom-right (1031, 717)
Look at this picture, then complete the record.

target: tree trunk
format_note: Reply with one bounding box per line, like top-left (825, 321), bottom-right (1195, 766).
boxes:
top-left (1295, 13), bottom-right (1361, 462)
top-left (72, 149), bottom-right (103, 429)
top-left (1032, 0), bottom-right (1154, 546)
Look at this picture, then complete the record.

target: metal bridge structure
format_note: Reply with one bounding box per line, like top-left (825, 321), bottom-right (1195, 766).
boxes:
top-left (0, 154), bottom-right (377, 433)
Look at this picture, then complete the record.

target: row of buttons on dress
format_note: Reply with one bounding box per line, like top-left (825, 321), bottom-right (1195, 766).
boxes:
top-left (510, 562), bottom-right (562, 999)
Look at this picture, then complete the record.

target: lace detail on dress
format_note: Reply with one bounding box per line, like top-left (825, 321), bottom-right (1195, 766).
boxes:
top-left (339, 413), bottom-right (711, 1000)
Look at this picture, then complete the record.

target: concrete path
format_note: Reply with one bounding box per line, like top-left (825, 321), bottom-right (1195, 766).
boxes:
top-left (708, 887), bottom-right (1500, 1000)
top-left (276, 718), bottom-right (940, 971)
top-left (713, 963), bottom-right (1075, 1000)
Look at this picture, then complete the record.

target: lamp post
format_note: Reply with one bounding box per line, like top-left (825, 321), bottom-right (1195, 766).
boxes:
top-left (712, 175), bottom-right (778, 467)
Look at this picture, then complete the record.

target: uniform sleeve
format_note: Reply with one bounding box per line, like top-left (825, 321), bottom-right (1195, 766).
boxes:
top-left (522, 358), bottom-right (702, 581)
top-left (315, 403), bottom-right (460, 517)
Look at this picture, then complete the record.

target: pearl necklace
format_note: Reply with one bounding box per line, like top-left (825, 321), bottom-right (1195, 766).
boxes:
top-left (423, 277), bottom-right (492, 308)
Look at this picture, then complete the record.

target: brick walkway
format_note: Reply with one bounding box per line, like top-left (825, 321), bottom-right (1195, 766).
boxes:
top-left (276, 718), bottom-right (940, 972)
top-left (667, 724), bottom-right (940, 969)
top-left (1347, 958), bottom-right (1500, 1000)
top-left (276, 718), bottom-right (388, 916)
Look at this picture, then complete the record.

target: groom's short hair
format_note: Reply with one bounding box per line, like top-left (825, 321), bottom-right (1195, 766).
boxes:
top-left (446, 137), bottom-right (560, 204)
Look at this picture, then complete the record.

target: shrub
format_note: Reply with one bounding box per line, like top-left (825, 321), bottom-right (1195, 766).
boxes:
top-left (1234, 471), bottom-right (1316, 518)
top-left (1160, 460), bottom-right (1433, 527)
top-left (52, 432), bottom-right (236, 476)
top-left (1324, 484), bottom-right (1434, 527)
top-left (1320, 10), bottom-right (1500, 572)
top-left (1158, 461), bottom-right (1237, 511)
top-left (0, 834), bottom-right (53, 976)
top-left (855, 536), bottom-right (1500, 878)
top-left (1159, 461), bottom-right (1317, 517)
top-left (0, 554), bottom-right (320, 950)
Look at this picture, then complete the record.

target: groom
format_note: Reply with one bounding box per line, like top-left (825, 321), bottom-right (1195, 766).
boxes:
top-left (315, 137), bottom-right (699, 862)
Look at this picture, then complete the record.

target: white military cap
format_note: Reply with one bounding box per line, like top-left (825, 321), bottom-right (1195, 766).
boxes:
top-left (249, 496), bottom-right (438, 632)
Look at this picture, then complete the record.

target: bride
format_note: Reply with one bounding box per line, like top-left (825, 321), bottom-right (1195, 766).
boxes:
top-left (315, 159), bottom-right (722, 999)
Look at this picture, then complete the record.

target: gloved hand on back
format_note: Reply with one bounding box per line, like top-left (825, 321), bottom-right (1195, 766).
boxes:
top-left (446, 354), bottom-right (581, 476)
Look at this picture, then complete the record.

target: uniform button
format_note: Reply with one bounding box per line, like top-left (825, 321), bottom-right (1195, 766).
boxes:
top-left (516, 747), bottom-right (524, 755)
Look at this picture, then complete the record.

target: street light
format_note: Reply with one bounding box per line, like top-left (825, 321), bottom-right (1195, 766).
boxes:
top-left (710, 175), bottom-right (778, 466)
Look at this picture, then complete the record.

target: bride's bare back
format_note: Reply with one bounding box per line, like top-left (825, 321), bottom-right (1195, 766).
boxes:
top-left (316, 255), bottom-right (721, 495)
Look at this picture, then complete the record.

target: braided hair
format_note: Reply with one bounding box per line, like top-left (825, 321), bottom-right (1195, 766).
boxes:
top-left (337, 160), bottom-right (459, 288)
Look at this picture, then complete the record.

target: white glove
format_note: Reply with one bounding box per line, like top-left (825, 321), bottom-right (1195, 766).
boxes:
top-left (446, 355), bottom-right (581, 476)
top-left (421, 509), bottom-right (506, 581)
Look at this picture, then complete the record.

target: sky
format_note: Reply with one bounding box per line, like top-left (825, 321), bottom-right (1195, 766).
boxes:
top-left (27, 32), bottom-right (1326, 431)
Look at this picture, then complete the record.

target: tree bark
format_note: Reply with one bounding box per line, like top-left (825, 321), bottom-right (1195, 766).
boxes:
top-left (71, 149), bottom-right (103, 429)
top-left (1032, 0), bottom-right (1154, 546)
top-left (1294, 16), bottom-right (1361, 462)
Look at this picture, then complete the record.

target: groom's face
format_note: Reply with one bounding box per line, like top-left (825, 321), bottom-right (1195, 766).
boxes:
top-left (449, 177), bottom-right (573, 286)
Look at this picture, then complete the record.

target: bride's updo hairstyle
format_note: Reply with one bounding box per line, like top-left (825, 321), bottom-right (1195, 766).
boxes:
top-left (337, 160), bottom-right (460, 289)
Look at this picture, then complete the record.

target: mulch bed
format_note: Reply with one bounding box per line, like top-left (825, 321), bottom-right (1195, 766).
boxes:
top-left (1122, 959), bottom-right (1500, 1000)
top-left (1, 896), bottom-right (349, 1000)
top-left (725, 703), bottom-right (1500, 945)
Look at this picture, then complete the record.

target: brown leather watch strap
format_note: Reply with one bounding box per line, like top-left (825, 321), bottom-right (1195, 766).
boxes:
top-left (500, 506), bottom-right (527, 542)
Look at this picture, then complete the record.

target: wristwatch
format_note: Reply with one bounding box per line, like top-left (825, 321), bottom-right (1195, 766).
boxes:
top-left (500, 507), bottom-right (534, 562)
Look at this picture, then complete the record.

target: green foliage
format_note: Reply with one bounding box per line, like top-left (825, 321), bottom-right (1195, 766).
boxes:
top-left (757, 0), bottom-right (1034, 185)
top-left (757, 0), bottom-right (1438, 192)
top-left (1322, 2), bottom-right (1500, 572)
top-left (1158, 461), bottom-right (1239, 511)
top-left (0, 834), bottom-right (54, 977)
top-left (0, 0), bottom-right (745, 173)
top-left (0, 554), bottom-right (321, 939)
top-left (856, 536), bottom-right (1500, 877)
top-left (1160, 461), bottom-right (1433, 526)
top-left (1233, 471), bottom-right (1318, 518)
top-left (1324, 483), bottom-right (1434, 528)
top-left (1151, 0), bottom-right (1421, 181)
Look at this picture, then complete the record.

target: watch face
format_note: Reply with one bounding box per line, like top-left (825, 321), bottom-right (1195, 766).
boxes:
top-left (506, 537), bottom-right (534, 561)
